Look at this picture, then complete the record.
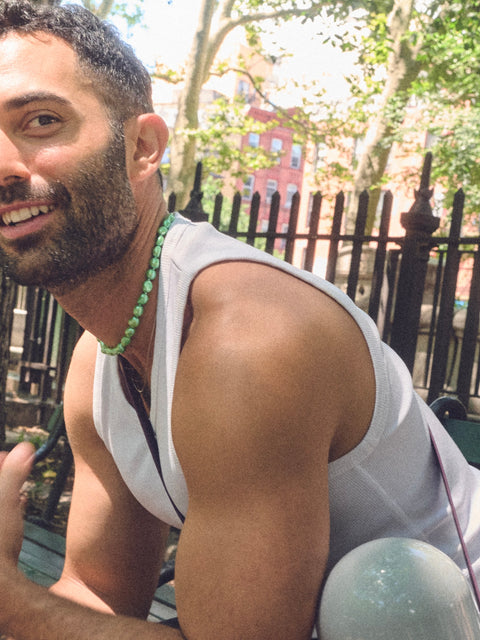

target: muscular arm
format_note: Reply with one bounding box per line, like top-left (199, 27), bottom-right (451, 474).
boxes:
top-left (51, 331), bottom-right (169, 617)
top-left (171, 262), bottom-right (375, 639)
top-left (0, 332), bottom-right (181, 639)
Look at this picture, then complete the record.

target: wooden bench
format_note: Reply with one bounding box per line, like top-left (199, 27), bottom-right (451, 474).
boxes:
top-left (19, 520), bottom-right (177, 624)
top-left (429, 396), bottom-right (480, 469)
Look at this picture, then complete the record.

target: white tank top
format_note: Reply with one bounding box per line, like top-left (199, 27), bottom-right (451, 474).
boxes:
top-left (93, 214), bottom-right (480, 587)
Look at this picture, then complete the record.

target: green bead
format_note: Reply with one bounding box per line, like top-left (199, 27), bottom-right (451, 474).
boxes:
top-left (138, 293), bottom-right (149, 306)
top-left (120, 336), bottom-right (131, 348)
top-left (142, 280), bottom-right (153, 294)
top-left (149, 257), bottom-right (160, 270)
top-left (125, 327), bottom-right (135, 338)
top-left (128, 317), bottom-right (140, 329)
top-left (152, 245), bottom-right (162, 258)
top-left (156, 236), bottom-right (165, 247)
top-left (146, 269), bottom-right (157, 280)
top-left (133, 305), bottom-right (144, 318)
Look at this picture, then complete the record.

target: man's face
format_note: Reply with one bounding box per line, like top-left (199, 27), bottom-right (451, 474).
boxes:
top-left (0, 33), bottom-right (138, 292)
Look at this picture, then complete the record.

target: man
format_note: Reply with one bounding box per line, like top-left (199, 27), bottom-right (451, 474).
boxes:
top-left (0, 2), bottom-right (479, 638)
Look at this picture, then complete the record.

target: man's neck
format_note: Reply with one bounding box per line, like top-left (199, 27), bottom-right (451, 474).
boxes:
top-left (52, 200), bottom-right (168, 383)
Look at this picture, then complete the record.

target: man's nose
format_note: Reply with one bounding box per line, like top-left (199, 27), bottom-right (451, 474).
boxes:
top-left (0, 131), bottom-right (30, 186)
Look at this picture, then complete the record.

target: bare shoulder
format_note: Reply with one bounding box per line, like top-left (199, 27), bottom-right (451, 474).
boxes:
top-left (175, 260), bottom-right (376, 470)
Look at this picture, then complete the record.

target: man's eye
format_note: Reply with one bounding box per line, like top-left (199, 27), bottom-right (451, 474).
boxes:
top-left (27, 114), bottom-right (60, 129)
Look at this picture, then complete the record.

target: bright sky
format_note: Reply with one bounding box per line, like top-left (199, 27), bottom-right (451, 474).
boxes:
top-left (112, 0), bottom-right (200, 70)
top-left (112, 0), bottom-right (356, 106)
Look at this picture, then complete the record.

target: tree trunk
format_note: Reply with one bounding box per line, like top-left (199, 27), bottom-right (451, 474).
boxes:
top-left (0, 269), bottom-right (15, 446)
top-left (168, 0), bottom-right (217, 208)
top-left (347, 0), bottom-right (423, 233)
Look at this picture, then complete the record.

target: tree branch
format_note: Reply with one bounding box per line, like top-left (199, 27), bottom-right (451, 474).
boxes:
top-left (218, 1), bottom-right (328, 37)
top-left (212, 65), bottom-right (319, 139)
top-left (205, 1), bottom-right (327, 83)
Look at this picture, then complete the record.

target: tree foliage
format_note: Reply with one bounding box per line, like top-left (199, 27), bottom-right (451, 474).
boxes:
top-left (153, 0), bottom-right (480, 228)
top-left (322, 0), bottom-right (480, 231)
top-left (154, 0), bottom-right (339, 207)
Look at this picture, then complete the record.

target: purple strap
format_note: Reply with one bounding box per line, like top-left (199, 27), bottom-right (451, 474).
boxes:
top-left (429, 426), bottom-right (480, 608)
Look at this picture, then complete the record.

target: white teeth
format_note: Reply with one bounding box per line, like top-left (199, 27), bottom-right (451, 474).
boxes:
top-left (1, 204), bottom-right (53, 226)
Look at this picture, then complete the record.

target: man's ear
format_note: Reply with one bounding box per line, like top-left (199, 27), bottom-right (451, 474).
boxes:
top-left (125, 113), bottom-right (169, 183)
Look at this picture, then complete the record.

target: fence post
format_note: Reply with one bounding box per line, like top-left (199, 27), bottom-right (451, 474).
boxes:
top-left (0, 271), bottom-right (15, 443)
top-left (389, 153), bottom-right (440, 373)
top-left (180, 161), bottom-right (209, 223)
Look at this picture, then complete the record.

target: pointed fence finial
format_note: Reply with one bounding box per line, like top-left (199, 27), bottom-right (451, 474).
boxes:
top-left (180, 162), bottom-right (209, 223)
top-left (403, 152), bottom-right (436, 222)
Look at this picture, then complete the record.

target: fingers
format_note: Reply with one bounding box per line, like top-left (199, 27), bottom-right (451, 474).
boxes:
top-left (0, 443), bottom-right (35, 506)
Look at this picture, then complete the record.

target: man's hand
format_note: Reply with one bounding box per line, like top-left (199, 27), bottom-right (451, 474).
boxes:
top-left (0, 442), bottom-right (34, 567)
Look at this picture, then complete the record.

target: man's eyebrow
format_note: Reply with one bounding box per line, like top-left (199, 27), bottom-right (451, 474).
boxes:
top-left (4, 91), bottom-right (72, 111)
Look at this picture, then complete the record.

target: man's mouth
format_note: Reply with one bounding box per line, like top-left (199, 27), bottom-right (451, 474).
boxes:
top-left (1, 204), bottom-right (55, 226)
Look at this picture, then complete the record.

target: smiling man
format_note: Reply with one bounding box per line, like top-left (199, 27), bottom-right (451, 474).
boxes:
top-left (0, 2), bottom-right (480, 639)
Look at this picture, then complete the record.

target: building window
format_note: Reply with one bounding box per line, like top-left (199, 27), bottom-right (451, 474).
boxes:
top-left (271, 138), bottom-right (283, 153)
top-left (266, 179), bottom-right (278, 204)
top-left (285, 183), bottom-right (298, 208)
top-left (425, 131), bottom-right (439, 149)
top-left (243, 175), bottom-right (255, 200)
top-left (313, 143), bottom-right (328, 172)
top-left (237, 79), bottom-right (250, 98)
top-left (248, 132), bottom-right (260, 148)
top-left (290, 144), bottom-right (302, 169)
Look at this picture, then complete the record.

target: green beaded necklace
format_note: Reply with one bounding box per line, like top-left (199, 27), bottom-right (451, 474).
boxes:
top-left (98, 212), bottom-right (176, 356)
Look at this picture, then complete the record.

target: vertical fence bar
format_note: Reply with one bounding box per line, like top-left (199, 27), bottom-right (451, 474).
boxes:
top-left (0, 271), bottom-right (15, 443)
top-left (346, 190), bottom-right (369, 302)
top-left (424, 250), bottom-right (445, 389)
top-left (381, 249), bottom-right (401, 342)
top-left (303, 192), bottom-right (322, 273)
top-left (228, 192), bottom-right (242, 238)
top-left (284, 192), bottom-right (300, 264)
top-left (457, 249), bottom-right (480, 409)
top-left (427, 189), bottom-right (464, 403)
top-left (325, 192), bottom-right (344, 284)
top-left (368, 190), bottom-right (393, 323)
top-left (53, 313), bottom-right (81, 405)
top-left (211, 193), bottom-right (223, 229)
top-left (265, 192), bottom-right (280, 255)
top-left (246, 193), bottom-right (260, 246)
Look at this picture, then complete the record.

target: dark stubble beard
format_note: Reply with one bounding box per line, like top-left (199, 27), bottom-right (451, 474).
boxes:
top-left (0, 125), bottom-right (138, 293)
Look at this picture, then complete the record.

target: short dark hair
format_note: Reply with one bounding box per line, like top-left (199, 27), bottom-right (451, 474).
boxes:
top-left (0, 0), bottom-right (154, 122)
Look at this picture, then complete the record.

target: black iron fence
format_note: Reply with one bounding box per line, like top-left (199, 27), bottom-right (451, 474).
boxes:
top-left (7, 153), bottom-right (480, 421)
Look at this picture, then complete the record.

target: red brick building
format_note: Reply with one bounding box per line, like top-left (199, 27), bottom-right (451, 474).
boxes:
top-left (236, 106), bottom-right (305, 236)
